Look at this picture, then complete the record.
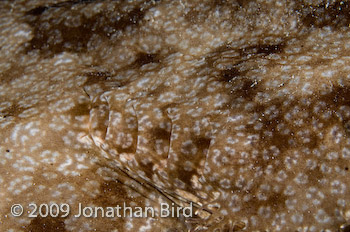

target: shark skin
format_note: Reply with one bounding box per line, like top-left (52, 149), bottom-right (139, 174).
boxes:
top-left (1, 0), bottom-right (350, 231)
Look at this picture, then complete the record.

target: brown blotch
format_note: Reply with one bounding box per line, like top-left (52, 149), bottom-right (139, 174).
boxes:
top-left (67, 102), bottom-right (90, 116)
top-left (116, 145), bottom-right (136, 154)
top-left (97, 180), bottom-right (133, 207)
top-left (229, 77), bottom-right (258, 101)
top-left (193, 136), bottom-right (211, 152)
top-left (25, 216), bottom-right (66, 232)
top-left (253, 100), bottom-right (315, 149)
top-left (26, 0), bottom-right (98, 16)
top-left (151, 127), bottom-right (171, 142)
top-left (219, 67), bottom-right (243, 83)
top-left (133, 53), bottom-right (160, 67)
top-left (342, 224), bottom-right (350, 232)
top-left (0, 63), bottom-right (26, 84)
top-left (138, 159), bottom-right (156, 180)
top-left (344, 121), bottom-right (350, 136)
top-left (236, 0), bottom-right (254, 7)
top-left (173, 135), bottom-right (211, 192)
top-left (306, 166), bottom-right (325, 186)
top-left (24, 3), bottom-right (146, 56)
top-left (243, 84), bottom-right (350, 179)
top-left (26, 6), bottom-right (48, 16)
top-left (240, 43), bottom-right (286, 57)
top-left (174, 167), bottom-right (198, 192)
top-left (318, 85), bottom-right (350, 134)
top-left (0, 103), bottom-right (26, 118)
top-left (92, 179), bottom-right (137, 231)
top-left (244, 188), bottom-right (288, 216)
top-left (83, 71), bottom-right (111, 86)
top-left (298, 0), bottom-right (350, 29)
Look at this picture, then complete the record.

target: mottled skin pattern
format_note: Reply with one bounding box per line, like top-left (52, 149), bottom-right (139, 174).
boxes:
top-left (1, 0), bottom-right (350, 231)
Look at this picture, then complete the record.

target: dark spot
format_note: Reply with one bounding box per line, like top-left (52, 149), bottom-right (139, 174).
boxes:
top-left (92, 179), bottom-right (136, 230)
top-left (236, 0), bottom-right (253, 7)
top-left (344, 121), bottom-right (350, 136)
top-left (116, 145), bottom-right (135, 154)
top-left (26, 0), bottom-right (99, 16)
top-left (24, 216), bottom-right (66, 232)
top-left (68, 103), bottom-right (90, 116)
top-left (167, 229), bottom-right (182, 232)
top-left (318, 86), bottom-right (350, 133)
top-left (6, 149), bottom-right (10, 152)
top-left (24, 3), bottom-right (147, 56)
top-left (0, 63), bottom-right (26, 84)
top-left (298, 1), bottom-right (350, 29)
top-left (26, 6), bottom-right (48, 16)
top-left (133, 53), bottom-right (159, 67)
top-left (345, 167), bottom-right (349, 171)
top-left (192, 136), bottom-right (211, 152)
top-left (0, 103), bottom-right (27, 118)
top-left (267, 191), bottom-right (288, 209)
top-left (331, 86), bottom-right (350, 105)
top-left (171, 135), bottom-right (211, 192)
top-left (229, 77), bottom-right (259, 101)
top-left (175, 168), bottom-right (198, 191)
top-left (152, 127), bottom-right (171, 142)
top-left (240, 43), bottom-right (285, 56)
top-left (256, 44), bottom-right (285, 55)
top-left (98, 180), bottom-right (131, 207)
top-left (219, 67), bottom-right (242, 82)
top-left (342, 224), bottom-right (350, 232)
top-left (118, 7), bottom-right (145, 26)
top-left (83, 71), bottom-right (111, 85)
top-left (138, 160), bottom-right (156, 180)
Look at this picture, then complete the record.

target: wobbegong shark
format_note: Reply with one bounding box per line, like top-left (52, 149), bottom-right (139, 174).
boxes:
top-left (1, 0), bottom-right (350, 231)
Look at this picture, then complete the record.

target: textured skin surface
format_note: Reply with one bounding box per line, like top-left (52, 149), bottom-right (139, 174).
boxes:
top-left (1, 0), bottom-right (350, 231)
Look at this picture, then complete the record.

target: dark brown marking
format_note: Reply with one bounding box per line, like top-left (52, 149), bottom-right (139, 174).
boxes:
top-left (298, 0), bottom-right (350, 29)
top-left (172, 135), bottom-right (211, 192)
top-left (26, 6), bottom-right (48, 16)
top-left (83, 71), bottom-right (110, 86)
top-left (240, 43), bottom-right (286, 57)
top-left (0, 63), bottom-right (26, 84)
top-left (227, 77), bottom-right (259, 103)
top-left (306, 166), bottom-right (325, 187)
top-left (133, 53), bottom-right (159, 67)
top-left (98, 180), bottom-right (132, 207)
top-left (342, 224), bottom-right (350, 232)
top-left (24, 4), bottom-right (146, 56)
top-left (219, 67), bottom-right (242, 83)
top-left (344, 121), bottom-right (350, 136)
top-left (25, 216), bottom-right (66, 232)
top-left (116, 146), bottom-right (136, 154)
top-left (152, 127), bottom-right (171, 142)
top-left (68, 102), bottom-right (90, 116)
top-left (26, 0), bottom-right (101, 16)
top-left (236, 0), bottom-right (253, 7)
top-left (0, 103), bottom-right (27, 118)
top-left (92, 179), bottom-right (138, 230)
top-left (318, 86), bottom-right (350, 134)
top-left (192, 136), bottom-right (211, 152)
top-left (138, 159), bottom-right (156, 180)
